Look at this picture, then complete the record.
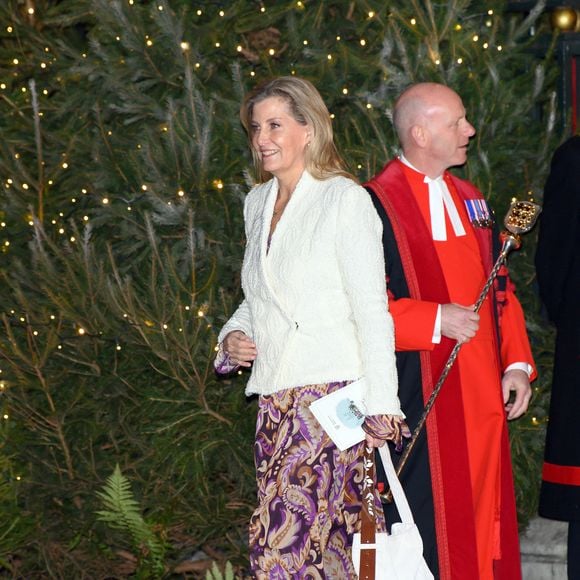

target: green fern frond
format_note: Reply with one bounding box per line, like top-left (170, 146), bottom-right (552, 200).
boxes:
top-left (96, 464), bottom-right (143, 532)
top-left (205, 561), bottom-right (235, 580)
top-left (96, 464), bottom-right (166, 576)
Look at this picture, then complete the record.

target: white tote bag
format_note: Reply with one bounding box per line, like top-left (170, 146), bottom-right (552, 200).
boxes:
top-left (351, 446), bottom-right (434, 580)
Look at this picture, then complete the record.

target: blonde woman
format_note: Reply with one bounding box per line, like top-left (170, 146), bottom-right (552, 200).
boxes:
top-left (215, 76), bottom-right (407, 578)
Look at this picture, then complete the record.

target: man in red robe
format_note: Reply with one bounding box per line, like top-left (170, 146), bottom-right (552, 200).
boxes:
top-left (365, 83), bottom-right (536, 579)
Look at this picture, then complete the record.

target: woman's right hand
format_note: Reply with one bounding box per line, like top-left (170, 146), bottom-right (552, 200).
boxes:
top-left (223, 331), bottom-right (257, 368)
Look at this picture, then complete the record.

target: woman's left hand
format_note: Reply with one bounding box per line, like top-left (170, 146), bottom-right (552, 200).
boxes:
top-left (362, 414), bottom-right (411, 451)
top-left (364, 433), bottom-right (387, 448)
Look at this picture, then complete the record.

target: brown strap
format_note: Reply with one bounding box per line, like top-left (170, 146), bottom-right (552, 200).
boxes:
top-left (359, 446), bottom-right (377, 580)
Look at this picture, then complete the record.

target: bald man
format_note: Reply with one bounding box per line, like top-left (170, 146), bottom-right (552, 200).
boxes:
top-left (365, 83), bottom-right (535, 580)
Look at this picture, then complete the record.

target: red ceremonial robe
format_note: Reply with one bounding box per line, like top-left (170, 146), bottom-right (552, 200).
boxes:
top-left (365, 159), bottom-right (536, 580)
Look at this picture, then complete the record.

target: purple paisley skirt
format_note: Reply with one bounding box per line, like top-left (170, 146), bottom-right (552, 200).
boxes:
top-left (249, 381), bottom-right (386, 579)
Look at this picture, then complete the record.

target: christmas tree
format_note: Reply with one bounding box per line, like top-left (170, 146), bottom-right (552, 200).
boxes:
top-left (0, 0), bottom-right (560, 575)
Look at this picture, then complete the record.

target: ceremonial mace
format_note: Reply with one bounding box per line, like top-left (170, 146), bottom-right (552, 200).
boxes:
top-left (381, 199), bottom-right (542, 503)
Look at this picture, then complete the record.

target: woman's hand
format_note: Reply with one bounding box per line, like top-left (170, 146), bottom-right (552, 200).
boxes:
top-left (223, 330), bottom-right (257, 368)
top-left (362, 414), bottom-right (411, 450)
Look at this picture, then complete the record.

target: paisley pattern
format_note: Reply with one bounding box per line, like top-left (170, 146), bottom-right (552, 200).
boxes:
top-left (250, 381), bottom-right (386, 579)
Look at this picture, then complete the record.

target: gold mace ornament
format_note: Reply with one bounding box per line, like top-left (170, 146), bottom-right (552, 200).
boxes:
top-left (551, 6), bottom-right (579, 32)
top-left (381, 200), bottom-right (542, 503)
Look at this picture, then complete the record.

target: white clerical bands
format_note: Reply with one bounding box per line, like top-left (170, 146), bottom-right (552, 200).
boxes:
top-left (424, 175), bottom-right (466, 241)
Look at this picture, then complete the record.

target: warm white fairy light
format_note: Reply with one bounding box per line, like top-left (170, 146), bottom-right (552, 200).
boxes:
top-left (58, 228), bottom-right (64, 234)
top-left (181, 42), bottom-right (190, 51)
top-left (236, 45), bottom-right (242, 52)
top-left (196, 9), bottom-right (202, 15)
top-left (268, 48), bottom-right (275, 55)
top-left (497, 45), bottom-right (502, 51)
top-left (146, 39), bottom-right (153, 47)
top-left (342, 88), bottom-right (348, 94)
top-left (327, 54), bottom-right (332, 60)
top-left (336, 35), bottom-right (341, 41)
top-left (360, 39), bottom-right (366, 46)
top-left (102, 198), bottom-right (109, 205)
top-left (410, 18), bottom-right (417, 25)
top-left (368, 11), bottom-right (375, 18)
top-left (215, 42), bottom-right (221, 48)
top-left (78, 327), bottom-right (86, 335)
top-left (473, 35), bottom-right (479, 41)
top-left (457, 58), bottom-right (463, 64)
top-left (219, 10), bottom-right (225, 16)
top-left (303, 40), bottom-right (308, 45)
top-left (483, 42), bottom-right (489, 49)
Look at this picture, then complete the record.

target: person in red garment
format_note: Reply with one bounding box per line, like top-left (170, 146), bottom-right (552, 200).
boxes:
top-left (365, 82), bottom-right (536, 579)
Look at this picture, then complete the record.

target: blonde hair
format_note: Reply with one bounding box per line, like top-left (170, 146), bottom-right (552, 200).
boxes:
top-left (240, 76), bottom-right (354, 182)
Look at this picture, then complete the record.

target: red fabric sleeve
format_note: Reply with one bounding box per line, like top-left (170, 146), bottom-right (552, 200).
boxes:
top-left (498, 285), bottom-right (537, 381)
top-left (389, 297), bottom-right (439, 352)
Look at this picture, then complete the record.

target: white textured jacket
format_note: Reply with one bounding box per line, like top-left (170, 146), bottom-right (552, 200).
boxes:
top-left (218, 171), bottom-right (401, 416)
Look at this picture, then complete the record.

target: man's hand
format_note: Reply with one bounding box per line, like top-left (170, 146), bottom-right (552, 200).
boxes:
top-left (223, 330), bottom-right (257, 368)
top-left (502, 369), bottom-right (532, 420)
top-left (441, 303), bottom-right (479, 344)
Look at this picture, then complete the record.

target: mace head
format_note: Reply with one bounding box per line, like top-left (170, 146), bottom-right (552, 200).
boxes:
top-left (504, 200), bottom-right (542, 236)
